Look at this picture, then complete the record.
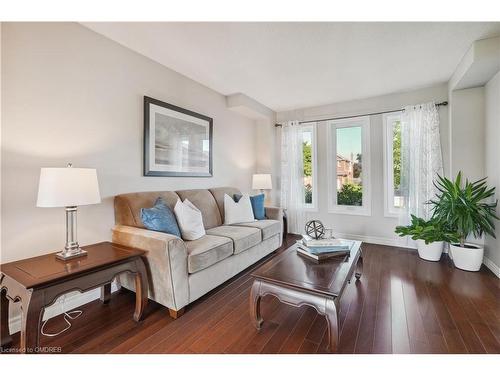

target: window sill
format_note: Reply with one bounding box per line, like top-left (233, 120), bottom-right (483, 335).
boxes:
top-left (303, 206), bottom-right (319, 213)
top-left (384, 212), bottom-right (400, 219)
top-left (384, 208), bottom-right (403, 218)
top-left (328, 206), bottom-right (371, 216)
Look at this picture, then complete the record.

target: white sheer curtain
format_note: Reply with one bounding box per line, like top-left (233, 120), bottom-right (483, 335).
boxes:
top-left (280, 121), bottom-right (305, 234)
top-left (399, 102), bottom-right (443, 226)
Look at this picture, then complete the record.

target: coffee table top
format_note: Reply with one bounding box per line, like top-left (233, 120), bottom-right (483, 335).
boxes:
top-left (0, 242), bottom-right (144, 289)
top-left (252, 240), bottom-right (362, 298)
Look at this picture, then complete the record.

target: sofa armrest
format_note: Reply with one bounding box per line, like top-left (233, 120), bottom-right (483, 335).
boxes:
top-left (111, 225), bottom-right (189, 311)
top-left (265, 206), bottom-right (283, 221)
top-left (265, 206), bottom-right (284, 246)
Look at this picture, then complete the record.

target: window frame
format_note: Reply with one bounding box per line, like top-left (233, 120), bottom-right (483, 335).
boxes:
top-left (327, 116), bottom-right (371, 216)
top-left (301, 123), bottom-right (318, 212)
top-left (383, 112), bottom-right (403, 218)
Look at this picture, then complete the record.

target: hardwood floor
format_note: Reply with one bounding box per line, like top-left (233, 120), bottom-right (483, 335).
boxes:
top-left (5, 235), bottom-right (500, 354)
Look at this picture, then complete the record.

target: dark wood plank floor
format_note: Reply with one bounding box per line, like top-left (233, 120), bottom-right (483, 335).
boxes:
top-left (6, 235), bottom-right (500, 354)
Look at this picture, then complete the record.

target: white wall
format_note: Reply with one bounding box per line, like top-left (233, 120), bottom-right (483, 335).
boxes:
top-left (0, 23), bottom-right (2, 261)
top-left (446, 35), bottom-right (500, 275)
top-left (255, 118), bottom-right (279, 205)
top-left (449, 87), bottom-right (485, 181)
top-left (485, 71), bottom-right (500, 274)
top-left (276, 84), bottom-right (449, 245)
top-left (1, 22), bottom-right (258, 263)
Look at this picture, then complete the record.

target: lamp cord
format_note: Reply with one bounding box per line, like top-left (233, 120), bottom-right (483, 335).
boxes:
top-left (40, 295), bottom-right (83, 337)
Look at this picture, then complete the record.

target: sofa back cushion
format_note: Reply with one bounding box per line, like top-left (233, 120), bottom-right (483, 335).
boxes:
top-left (209, 187), bottom-right (241, 223)
top-left (176, 189), bottom-right (222, 229)
top-left (114, 187), bottom-right (242, 230)
top-left (115, 191), bottom-right (180, 228)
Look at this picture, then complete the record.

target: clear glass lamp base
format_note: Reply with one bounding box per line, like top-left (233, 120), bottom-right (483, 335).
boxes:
top-left (56, 205), bottom-right (88, 261)
top-left (56, 248), bottom-right (88, 261)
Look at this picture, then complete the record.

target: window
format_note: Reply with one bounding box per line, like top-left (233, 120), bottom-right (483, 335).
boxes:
top-left (383, 113), bottom-right (404, 217)
top-left (301, 123), bottom-right (317, 210)
top-left (327, 116), bottom-right (371, 215)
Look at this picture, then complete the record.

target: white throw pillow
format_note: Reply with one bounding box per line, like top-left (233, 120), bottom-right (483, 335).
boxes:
top-left (174, 199), bottom-right (205, 241)
top-left (224, 194), bottom-right (255, 225)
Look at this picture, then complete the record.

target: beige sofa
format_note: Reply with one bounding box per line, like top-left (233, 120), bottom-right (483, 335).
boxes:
top-left (112, 187), bottom-right (283, 318)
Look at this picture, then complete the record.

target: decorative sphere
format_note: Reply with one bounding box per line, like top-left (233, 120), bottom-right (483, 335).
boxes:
top-left (304, 220), bottom-right (325, 240)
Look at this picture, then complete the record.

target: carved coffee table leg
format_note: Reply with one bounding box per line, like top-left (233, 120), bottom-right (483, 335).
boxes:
top-left (100, 283), bottom-right (112, 304)
top-left (325, 298), bottom-right (340, 353)
top-left (0, 287), bottom-right (13, 349)
top-left (250, 280), bottom-right (263, 329)
top-left (355, 248), bottom-right (363, 280)
top-left (133, 258), bottom-right (148, 322)
top-left (21, 291), bottom-right (44, 354)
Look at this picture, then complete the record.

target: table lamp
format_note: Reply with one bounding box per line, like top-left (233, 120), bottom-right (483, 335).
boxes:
top-left (252, 174), bottom-right (272, 193)
top-left (37, 164), bottom-right (101, 260)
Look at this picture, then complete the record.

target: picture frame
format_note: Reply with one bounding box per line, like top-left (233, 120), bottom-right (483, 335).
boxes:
top-left (144, 96), bottom-right (213, 177)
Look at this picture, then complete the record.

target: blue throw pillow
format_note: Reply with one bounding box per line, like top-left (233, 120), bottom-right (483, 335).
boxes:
top-left (140, 197), bottom-right (181, 237)
top-left (233, 193), bottom-right (266, 220)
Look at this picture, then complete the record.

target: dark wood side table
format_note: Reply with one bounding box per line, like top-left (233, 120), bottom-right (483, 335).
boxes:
top-left (250, 241), bottom-right (362, 353)
top-left (0, 242), bottom-right (148, 354)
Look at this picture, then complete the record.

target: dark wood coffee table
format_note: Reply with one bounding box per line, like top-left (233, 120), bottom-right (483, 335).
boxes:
top-left (0, 242), bottom-right (148, 354)
top-left (250, 240), bottom-right (362, 353)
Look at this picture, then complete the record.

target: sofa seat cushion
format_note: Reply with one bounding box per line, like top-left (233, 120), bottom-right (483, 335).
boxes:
top-left (186, 235), bottom-right (233, 274)
top-left (234, 220), bottom-right (281, 240)
top-left (206, 225), bottom-right (261, 254)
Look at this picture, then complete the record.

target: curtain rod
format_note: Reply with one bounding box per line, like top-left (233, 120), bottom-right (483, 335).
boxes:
top-left (274, 101), bottom-right (448, 127)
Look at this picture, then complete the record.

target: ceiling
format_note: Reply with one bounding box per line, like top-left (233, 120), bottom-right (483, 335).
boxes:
top-left (83, 22), bottom-right (500, 112)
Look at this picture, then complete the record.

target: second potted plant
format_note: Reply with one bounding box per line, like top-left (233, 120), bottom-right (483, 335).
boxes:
top-left (395, 215), bottom-right (458, 261)
top-left (429, 172), bottom-right (499, 271)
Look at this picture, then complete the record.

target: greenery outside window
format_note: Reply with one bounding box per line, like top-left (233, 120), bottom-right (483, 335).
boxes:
top-left (301, 123), bottom-right (317, 210)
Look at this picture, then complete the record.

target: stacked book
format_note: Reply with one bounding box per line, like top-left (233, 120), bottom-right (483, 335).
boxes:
top-left (296, 235), bottom-right (354, 262)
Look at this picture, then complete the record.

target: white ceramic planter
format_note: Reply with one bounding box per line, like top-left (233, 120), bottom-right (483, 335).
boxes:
top-left (416, 240), bottom-right (444, 261)
top-left (449, 243), bottom-right (484, 271)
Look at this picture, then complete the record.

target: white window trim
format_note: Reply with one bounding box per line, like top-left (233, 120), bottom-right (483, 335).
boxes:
top-left (327, 116), bottom-right (371, 216)
top-left (302, 123), bottom-right (318, 212)
top-left (383, 113), bottom-right (403, 218)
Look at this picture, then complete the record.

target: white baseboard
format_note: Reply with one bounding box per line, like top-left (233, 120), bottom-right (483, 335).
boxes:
top-left (331, 231), bottom-right (417, 250)
top-left (310, 231), bottom-right (500, 278)
top-left (290, 229), bottom-right (415, 249)
top-left (483, 256), bottom-right (500, 278)
top-left (8, 282), bottom-right (119, 334)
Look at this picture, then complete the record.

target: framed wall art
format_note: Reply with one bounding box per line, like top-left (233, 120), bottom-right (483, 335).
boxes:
top-left (144, 96), bottom-right (213, 177)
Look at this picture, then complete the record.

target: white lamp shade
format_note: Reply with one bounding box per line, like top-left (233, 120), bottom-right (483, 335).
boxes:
top-left (252, 174), bottom-right (272, 190)
top-left (37, 167), bottom-right (101, 207)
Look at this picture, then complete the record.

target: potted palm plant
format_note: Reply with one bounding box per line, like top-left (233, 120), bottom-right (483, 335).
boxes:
top-left (429, 172), bottom-right (499, 271)
top-left (395, 215), bottom-right (459, 261)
